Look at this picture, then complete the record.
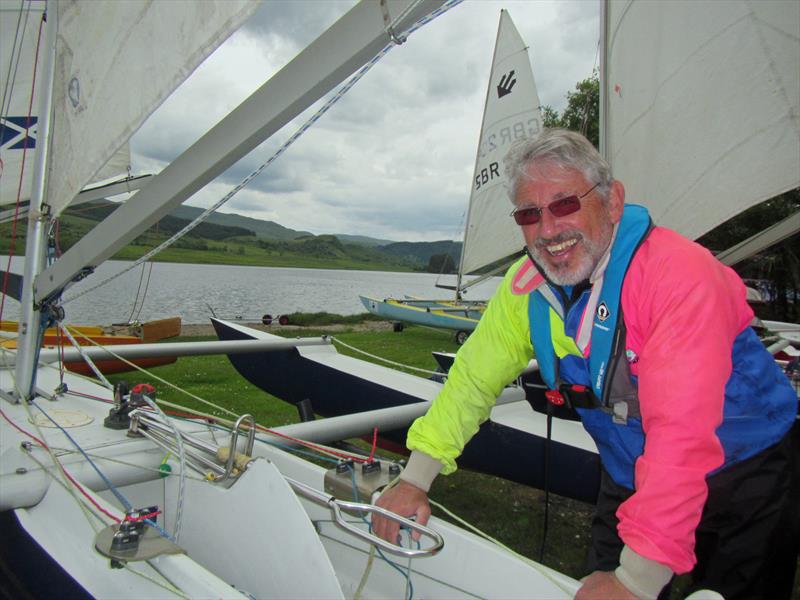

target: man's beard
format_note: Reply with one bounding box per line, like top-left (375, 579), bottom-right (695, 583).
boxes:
top-left (528, 222), bottom-right (613, 286)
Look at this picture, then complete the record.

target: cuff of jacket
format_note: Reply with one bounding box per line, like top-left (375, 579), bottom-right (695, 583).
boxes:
top-left (614, 545), bottom-right (673, 600)
top-left (399, 450), bottom-right (443, 492)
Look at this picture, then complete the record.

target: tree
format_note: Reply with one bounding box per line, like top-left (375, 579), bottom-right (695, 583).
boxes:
top-left (427, 253), bottom-right (456, 274)
top-left (540, 71), bottom-right (599, 147)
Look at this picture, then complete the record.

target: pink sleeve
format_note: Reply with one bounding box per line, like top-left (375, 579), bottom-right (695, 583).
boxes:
top-left (617, 228), bottom-right (753, 573)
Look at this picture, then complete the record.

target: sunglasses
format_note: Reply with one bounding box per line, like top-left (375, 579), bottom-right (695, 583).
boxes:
top-left (511, 183), bottom-right (599, 226)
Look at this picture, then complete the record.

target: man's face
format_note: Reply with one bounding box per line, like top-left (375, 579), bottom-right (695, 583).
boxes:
top-left (513, 163), bottom-right (624, 285)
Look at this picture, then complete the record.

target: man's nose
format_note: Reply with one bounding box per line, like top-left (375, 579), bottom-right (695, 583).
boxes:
top-left (536, 207), bottom-right (559, 238)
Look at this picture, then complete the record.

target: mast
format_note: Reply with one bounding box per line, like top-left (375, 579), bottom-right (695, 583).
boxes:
top-left (13, 5), bottom-right (58, 402)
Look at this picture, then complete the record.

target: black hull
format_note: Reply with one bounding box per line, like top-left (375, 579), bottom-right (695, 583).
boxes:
top-left (212, 319), bottom-right (600, 503)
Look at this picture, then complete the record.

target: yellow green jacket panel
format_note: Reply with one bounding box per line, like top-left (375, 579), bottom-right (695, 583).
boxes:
top-left (405, 256), bottom-right (532, 474)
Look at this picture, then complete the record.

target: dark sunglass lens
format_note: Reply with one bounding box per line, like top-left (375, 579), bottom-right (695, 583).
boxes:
top-left (548, 195), bottom-right (581, 218)
top-left (514, 208), bottom-right (541, 226)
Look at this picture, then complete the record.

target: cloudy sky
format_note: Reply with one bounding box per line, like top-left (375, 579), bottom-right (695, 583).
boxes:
top-left (131, 0), bottom-right (599, 243)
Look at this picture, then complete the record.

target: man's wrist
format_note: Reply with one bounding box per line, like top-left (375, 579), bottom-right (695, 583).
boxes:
top-left (614, 545), bottom-right (673, 600)
top-left (399, 451), bottom-right (443, 492)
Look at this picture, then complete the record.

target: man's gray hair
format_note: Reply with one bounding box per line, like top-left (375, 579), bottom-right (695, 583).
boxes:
top-left (504, 129), bottom-right (613, 202)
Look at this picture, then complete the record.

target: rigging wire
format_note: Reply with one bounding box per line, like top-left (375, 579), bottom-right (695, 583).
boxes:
top-left (62, 0), bottom-right (465, 306)
top-left (125, 260), bottom-right (154, 324)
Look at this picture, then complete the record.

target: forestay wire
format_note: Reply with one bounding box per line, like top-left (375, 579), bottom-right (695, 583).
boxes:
top-left (63, 0), bottom-right (464, 305)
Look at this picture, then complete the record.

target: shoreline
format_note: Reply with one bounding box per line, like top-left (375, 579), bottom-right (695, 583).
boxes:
top-left (179, 320), bottom-right (393, 338)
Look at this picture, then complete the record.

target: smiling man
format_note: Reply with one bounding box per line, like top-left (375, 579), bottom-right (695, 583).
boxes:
top-left (373, 129), bottom-right (798, 599)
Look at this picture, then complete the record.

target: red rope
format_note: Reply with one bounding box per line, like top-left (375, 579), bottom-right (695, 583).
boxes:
top-left (65, 390), bottom-right (112, 403)
top-left (368, 427), bottom-right (378, 462)
top-left (253, 422), bottom-right (373, 463)
top-left (0, 12), bottom-right (45, 322)
top-left (124, 509), bottom-right (161, 523)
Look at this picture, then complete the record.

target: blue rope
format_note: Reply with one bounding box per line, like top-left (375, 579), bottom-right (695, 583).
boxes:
top-left (31, 399), bottom-right (132, 511)
top-left (348, 464), bottom-right (415, 599)
top-left (30, 400), bottom-right (176, 541)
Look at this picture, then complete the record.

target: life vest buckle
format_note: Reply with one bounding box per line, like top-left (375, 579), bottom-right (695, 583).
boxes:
top-left (545, 389), bottom-right (565, 406)
top-left (556, 384), bottom-right (601, 411)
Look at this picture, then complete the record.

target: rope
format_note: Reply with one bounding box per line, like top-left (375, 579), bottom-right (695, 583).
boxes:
top-left (44, 326), bottom-right (382, 465)
top-left (331, 336), bottom-right (441, 377)
top-left (139, 395), bottom-right (187, 543)
top-left (61, 0), bottom-right (465, 305)
top-left (56, 322), bottom-right (113, 389)
top-left (21, 448), bottom-right (190, 599)
top-left (126, 261), bottom-right (154, 324)
top-left (55, 326), bottom-right (241, 418)
top-left (29, 399), bottom-right (133, 510)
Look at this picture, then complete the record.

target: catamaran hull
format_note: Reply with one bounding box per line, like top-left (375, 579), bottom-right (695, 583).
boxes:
top-left (212, 318), bottom-right (600, 503)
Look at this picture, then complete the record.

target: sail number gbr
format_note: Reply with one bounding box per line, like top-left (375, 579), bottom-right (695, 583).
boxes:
top-left (475, 117), bottom-right (541, 191)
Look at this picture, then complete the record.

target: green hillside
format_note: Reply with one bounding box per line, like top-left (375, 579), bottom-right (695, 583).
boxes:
top-left (0, 201), bottom-right (441, 272)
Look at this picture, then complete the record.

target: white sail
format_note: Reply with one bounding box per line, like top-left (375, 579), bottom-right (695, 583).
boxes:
top-left (458, 10), bottom-right (542, 281)
top-left (601, 0), bottom-right (800, 240)
top-left (0, 0), bottom-right (256, 216)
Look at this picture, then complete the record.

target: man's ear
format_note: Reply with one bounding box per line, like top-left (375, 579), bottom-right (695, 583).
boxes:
top-left (608, 180), bottom-right (625, 223)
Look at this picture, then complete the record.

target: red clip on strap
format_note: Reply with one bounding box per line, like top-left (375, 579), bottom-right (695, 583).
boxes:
top-left (545, 389), bottom-right (565, 406)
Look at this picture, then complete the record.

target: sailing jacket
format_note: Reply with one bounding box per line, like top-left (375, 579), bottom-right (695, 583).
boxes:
top-left (405, 204), bottom-right (797, 575)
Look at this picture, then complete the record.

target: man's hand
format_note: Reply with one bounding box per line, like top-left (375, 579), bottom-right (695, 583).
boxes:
top-left (575, 571), bottom-right (638, 600)
top-left (372, 480), bottom-right (431, 543)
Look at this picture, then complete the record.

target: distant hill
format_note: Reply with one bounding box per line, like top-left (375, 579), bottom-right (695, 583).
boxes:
top-left (47, 200), bottom-right (460, 273)
top-left (335, 233), bottom-right (395, 247)
top-left (69, 201), bottom-right (255, 241)
top-left (172, 206), bottom-right (395, 247)
top-left (171, 205), bottom-right (311, 241)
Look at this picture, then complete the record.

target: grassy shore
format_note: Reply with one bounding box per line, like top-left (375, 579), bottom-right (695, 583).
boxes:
top-left (107, 318), bottom-right (798, 595)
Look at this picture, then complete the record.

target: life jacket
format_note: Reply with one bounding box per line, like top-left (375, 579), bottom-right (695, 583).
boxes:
top-left (519, 204), bottom-right (797, 489)
top-left (525, 204), bottom-right (652, 423)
